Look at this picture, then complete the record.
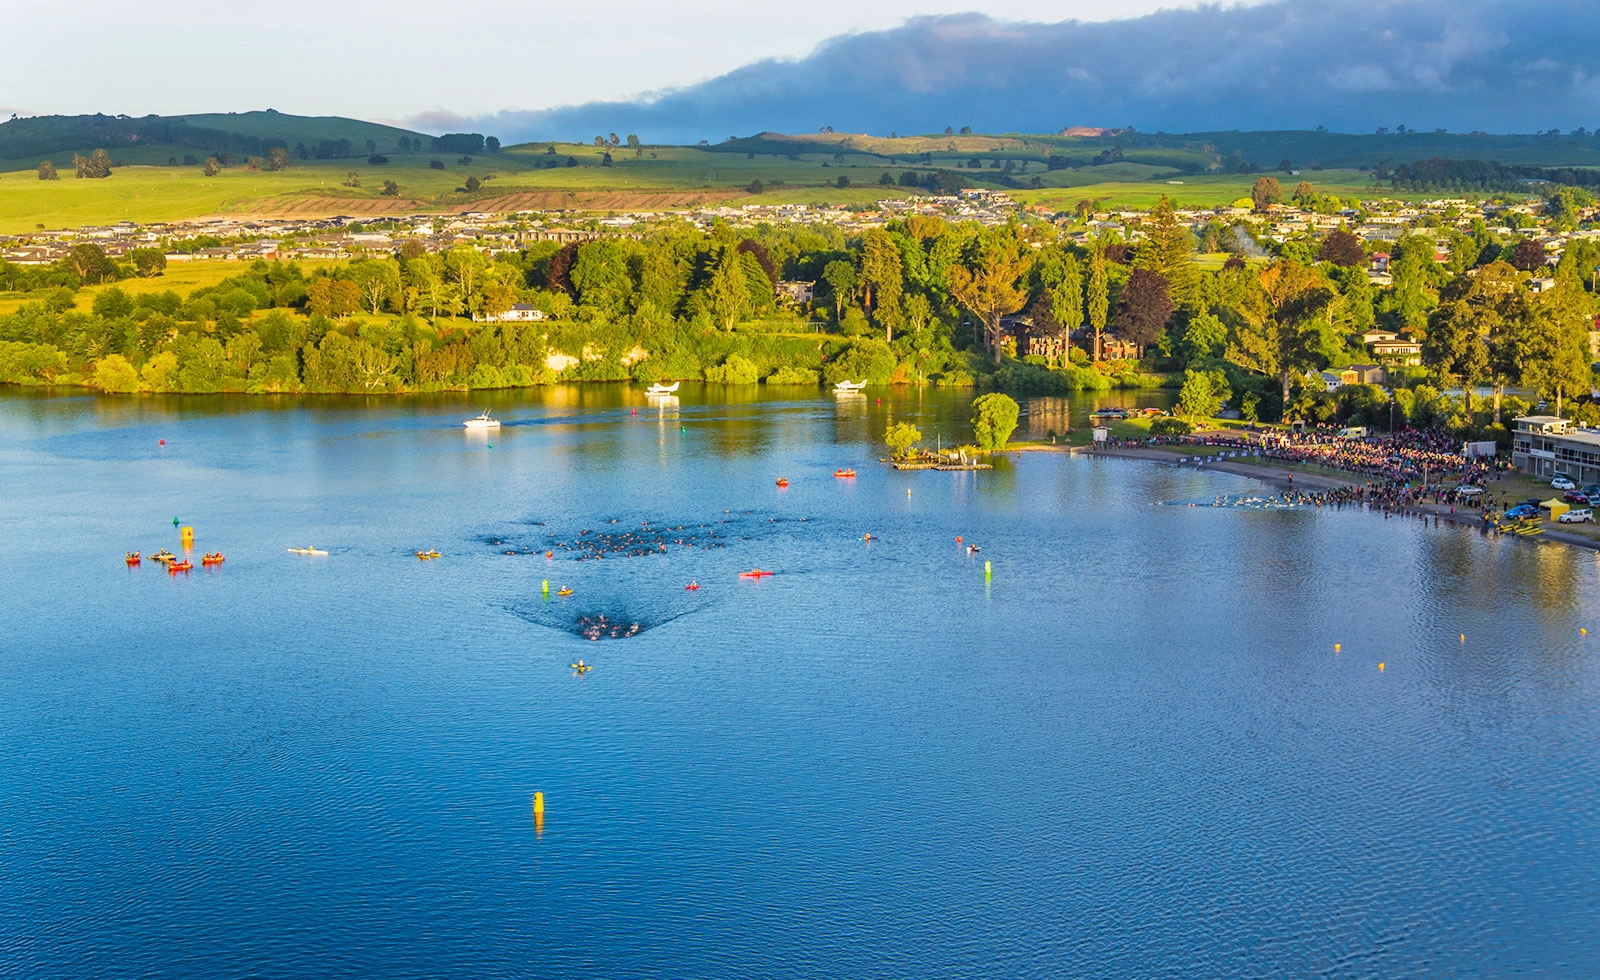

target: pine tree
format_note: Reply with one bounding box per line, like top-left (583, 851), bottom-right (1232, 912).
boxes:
top-left (1134, 196), bottom-right (1199, 307)
top-left (1086, 249), bottom-right (1109, 361)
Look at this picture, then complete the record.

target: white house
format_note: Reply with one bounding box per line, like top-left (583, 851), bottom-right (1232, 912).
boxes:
top-left (474, 303), bottom-right (546, 324)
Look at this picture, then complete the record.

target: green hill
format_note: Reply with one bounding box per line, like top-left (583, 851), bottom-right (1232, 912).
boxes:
top-left (0, 110), bottom-right (438, 166)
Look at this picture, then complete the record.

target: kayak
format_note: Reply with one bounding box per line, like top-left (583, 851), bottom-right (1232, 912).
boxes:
top-left (287, 548), bottom-right (328, 556)
top-left (738, 569), bottom-right (774, 578)
top-left (557, 587), bottom-right (574, 596)
top-left (685, 583), bottom-right (701, 591)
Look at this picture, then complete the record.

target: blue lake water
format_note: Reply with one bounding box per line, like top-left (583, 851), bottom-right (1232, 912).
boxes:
top-left (2, 385), bottom-right (1598, 978)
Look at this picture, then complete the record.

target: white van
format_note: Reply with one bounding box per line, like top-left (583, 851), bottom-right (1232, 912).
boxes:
top-left (1337, 426), bottom-right (1368, 439)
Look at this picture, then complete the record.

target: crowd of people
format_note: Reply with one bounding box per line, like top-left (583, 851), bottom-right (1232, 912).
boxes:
top-left (1113, 425), bottom-right (1537, 527)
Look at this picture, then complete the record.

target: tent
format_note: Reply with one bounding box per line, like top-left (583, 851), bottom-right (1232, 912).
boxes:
top-left (1540, 498), bottom-right (1570, 520)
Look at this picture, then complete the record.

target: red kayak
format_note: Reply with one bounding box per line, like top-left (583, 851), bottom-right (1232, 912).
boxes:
top-left (685, 582), bottom-right (701, 591)
top-left (738, 569), bottom-right (774, 579)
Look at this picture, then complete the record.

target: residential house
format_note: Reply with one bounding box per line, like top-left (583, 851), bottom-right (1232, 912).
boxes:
top-left (1369, 336), bottom-right (1423, 367)
top-left (775, 281), bottom-right (815, 305)
top-left (474, 303), bottom-right (545, 323)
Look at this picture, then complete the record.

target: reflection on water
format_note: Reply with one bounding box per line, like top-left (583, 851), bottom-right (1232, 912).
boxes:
top-left (1, 384), bottom-right (1597, 980)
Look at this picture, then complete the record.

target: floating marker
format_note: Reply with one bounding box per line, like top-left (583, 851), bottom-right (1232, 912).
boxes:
top-left (984, 560), bottom-right (992, 581)
top-left (542, 579), bottom-right (550, 600)
top-left (907, 488), bottom-right (912, 496)
top-left (159, 439), bottom-right (165, 446)
top-left (533, 791), bottom-right (544, 816)
top-left (1460, 634), bottom-right (1465, 643)
top-left (956, 535), bottom-right (962, 544)
top-left (180, 526), bottom-right (194, 548)
top-left (172, 516), bottom-right (180, 527)
top-left (1583, 628), bottom-right (1589, 636)
top-left (1334, 643), bottom-right (1341, 652)
top-left (487, 443), bottom-right (493, 449)
top-left (1379, 663), bottom-right (1386, 671)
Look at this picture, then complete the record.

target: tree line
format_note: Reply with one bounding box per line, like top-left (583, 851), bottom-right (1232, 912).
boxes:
top-left (0, 206), bottom-right (1596, 446)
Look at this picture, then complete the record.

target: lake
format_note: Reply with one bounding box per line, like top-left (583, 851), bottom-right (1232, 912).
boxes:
top-left (2, 385), bottom-right (1597, 978)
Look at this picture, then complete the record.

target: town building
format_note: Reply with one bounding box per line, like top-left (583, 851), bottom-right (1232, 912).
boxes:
top-left (1511, 416), bottom-right (1600, 484)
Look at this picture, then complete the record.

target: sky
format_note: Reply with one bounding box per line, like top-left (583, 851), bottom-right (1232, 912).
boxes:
top-left (10, 0), bottom-right (1600, 141)
top-left (3, 0), bottom-right (1192, 122)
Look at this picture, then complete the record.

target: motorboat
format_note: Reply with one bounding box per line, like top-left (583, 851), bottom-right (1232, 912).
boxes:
top-left (646, 381), bottom-right (680, 395)
top-left (463, 412), bottom-right (501, 429)
top-left (833, 380), bottom-right (867, 392)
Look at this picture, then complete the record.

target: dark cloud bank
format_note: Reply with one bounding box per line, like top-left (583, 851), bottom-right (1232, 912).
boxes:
top-left (428, 0), bottom-right (1600, 142)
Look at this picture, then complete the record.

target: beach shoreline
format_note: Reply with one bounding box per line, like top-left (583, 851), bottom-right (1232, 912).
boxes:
top-left (1078, 445), bottom-right (1600, 554)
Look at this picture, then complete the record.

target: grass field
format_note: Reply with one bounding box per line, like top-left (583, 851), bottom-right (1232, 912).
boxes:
top-left (0, 133), bottom-right (1491, 235)
top-left (0, 259), bottom-right (343, 314)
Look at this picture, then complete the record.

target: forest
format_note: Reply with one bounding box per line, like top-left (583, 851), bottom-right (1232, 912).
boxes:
top-left (2, 199), bottom-right (1597, 445)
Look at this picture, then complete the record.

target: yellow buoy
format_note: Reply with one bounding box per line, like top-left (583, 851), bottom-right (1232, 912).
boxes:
top-left (1583, 628), bottom-right (1588, 636)
top-left (1460, 634), bottom-right (1465, 643)
top-left (1334, 643), bottom-right (1341, 652)
top-left (533, 791), bottom-right (544, 816)
top-left (1378, 663), bottom-right (1385, 671)
top-left (180, 526), bottom-right (194, 547)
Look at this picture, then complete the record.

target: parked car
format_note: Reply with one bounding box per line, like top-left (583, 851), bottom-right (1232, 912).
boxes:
top-left (1565, 488), bottom-right (1590, 504)
top-left (1552, 475), bottom-right (1577, 491)
top-left (1505, 503), bottom-right (1540, 520)
top-left (1456, 485), bottom-right (1485, 497)
top-left (1559, 508), bottom-right (1594, 524)
top-left (1581, 485), bottom-right (1600, 501)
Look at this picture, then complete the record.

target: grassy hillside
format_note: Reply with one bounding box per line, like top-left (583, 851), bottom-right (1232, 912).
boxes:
top-left (0, 110), bottom-right (435, 167)
top-left (4, 121), bottom-right (1589, 234)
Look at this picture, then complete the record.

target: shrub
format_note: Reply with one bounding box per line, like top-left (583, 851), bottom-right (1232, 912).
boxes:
top-left (766, 365), bottom-right (820, 385)
top-left (704, 354), bottom-right (759, 384)
top-left (1150, 416), bottom-right (1193, 437)
top-left (885, 421), bottom-right (922, 458)
top-left (971, 392), bottom-right (1020, 450)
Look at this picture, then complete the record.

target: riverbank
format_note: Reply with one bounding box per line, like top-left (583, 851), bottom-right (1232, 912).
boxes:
top-left (1085, 444), bottom-right (1600, 554)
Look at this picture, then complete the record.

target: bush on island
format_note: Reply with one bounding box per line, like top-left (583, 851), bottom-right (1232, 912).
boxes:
top-left (971, 392), bottom-right (1020, 451)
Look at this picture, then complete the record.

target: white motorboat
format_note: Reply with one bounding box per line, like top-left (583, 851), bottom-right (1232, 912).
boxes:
top-left (833, 380), bottom-right (867, 392)
top-left (646, 381), bottom-right (680, 395)
top-left (463, 412), bottom-right (501, 429)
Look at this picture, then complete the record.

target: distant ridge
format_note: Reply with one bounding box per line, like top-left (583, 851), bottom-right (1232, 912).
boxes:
top-left (0, 110), bottom-right (437, 164)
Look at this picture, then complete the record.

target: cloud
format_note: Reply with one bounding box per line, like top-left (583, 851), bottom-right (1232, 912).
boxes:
top-left (410, 0), bottom-right (1600, 143)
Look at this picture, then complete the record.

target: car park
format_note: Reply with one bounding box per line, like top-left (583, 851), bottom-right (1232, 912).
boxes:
top-left (1559, 508), bottom-right (1594, 524)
